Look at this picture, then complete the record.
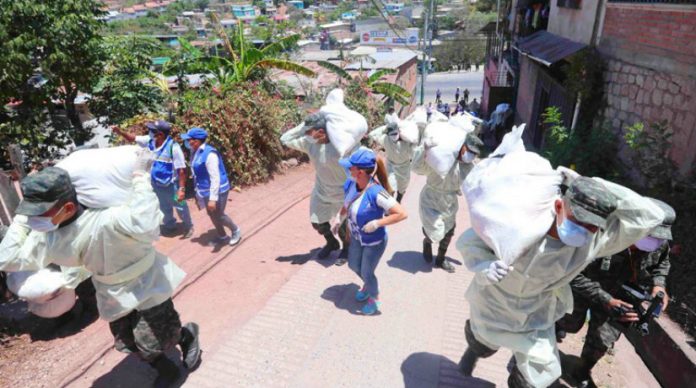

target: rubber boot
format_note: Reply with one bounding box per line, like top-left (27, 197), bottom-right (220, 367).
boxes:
top-left (150, 355), bottom-right (181, 387)
top-left (396, 191), bottom-right (404, 203)
top-left (435, 227), bottom-right (455, 273)
top-left (179, 322), bottom-right (201, 370)
top-left (422, 239), bottom-right (433, 263)
top-left (335, 246), bottom-right (349, 266)
top-left (458, 348), bottom-right (479, 376)
top-left (318, 233), bottom-right (340, 259)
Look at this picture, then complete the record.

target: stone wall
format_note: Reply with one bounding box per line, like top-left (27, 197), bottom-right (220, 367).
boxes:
top-left (599, 3), bottom-right (696, 175)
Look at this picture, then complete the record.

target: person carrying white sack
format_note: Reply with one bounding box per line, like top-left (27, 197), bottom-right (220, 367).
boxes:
top-left (0, 158), bottom-right (201, 386)
top-left (368, 121), bottom-right (416, 203)
top-left (456, 167), bottom-right (664, 387)
top-left (280, 112), bottom-right (353, 264)
top-left (411, 131), bottom-right (484, 273)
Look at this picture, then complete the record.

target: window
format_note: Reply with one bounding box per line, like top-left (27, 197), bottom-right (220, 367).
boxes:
top-left (557, 0), bottom-right (582, 9)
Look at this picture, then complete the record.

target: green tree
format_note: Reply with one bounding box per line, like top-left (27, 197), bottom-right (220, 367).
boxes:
top-left (317, 61), bottom-right (412, 106)
top-left (89, 36), bottom-right (165, 127)
top-left (0, 0), bottom-right (106, 166)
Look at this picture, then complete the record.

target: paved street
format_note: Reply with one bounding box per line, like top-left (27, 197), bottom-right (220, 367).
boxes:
top-left (416, 70), bottom-right (485, 108)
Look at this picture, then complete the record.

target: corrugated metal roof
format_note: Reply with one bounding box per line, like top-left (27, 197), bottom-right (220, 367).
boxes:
top-left (516, 31), bottom-right (586, 67)
top-left (344, 49), bottom-right (417, 70)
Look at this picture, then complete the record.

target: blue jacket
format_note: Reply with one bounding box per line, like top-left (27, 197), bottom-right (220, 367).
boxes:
top-left (192, 144), bottom-right (230, 198)
top-left (344, 179), bottom-right (388, 245)
top-left (149, 137), bottom-right (176, 187)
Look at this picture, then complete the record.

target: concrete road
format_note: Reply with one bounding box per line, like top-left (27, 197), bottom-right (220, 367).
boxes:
top-left (416, 70), bottom-right (484, 108)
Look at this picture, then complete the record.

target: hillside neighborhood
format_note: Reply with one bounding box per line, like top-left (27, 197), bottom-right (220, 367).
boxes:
top-left (0, 0), bottom-right (695, 387)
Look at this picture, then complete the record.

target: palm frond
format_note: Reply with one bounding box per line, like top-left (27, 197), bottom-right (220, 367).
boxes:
top-left (371, 82), bottom-right (412, 99)
top-left (366, 68), bottom-right (397, 85)
top-left (316, 61), bottom-right (352, 81)
top-left (261, 34), bottom-right (301, 56)
top-left (209, 12), bottom-right (238, 63)
top-left (252, 59), bottom-right (316, 78)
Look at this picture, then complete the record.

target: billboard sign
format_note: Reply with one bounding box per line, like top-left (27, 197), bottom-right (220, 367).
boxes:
top-left (361, 28), bottom-right (419, 46)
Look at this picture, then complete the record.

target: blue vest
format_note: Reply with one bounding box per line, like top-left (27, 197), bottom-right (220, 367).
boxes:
top-left (344, 180), bottom-right (388, 245)
top-left (149, 137), bottom-right (176, 187)
top-left (192, 144), bottom-right (230, 198)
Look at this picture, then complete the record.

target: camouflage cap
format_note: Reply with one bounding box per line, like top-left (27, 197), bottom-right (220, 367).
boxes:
top-left (563, 176), bottom-right (618, 229)
top-left (302, 112), bottom-right (327, 133)
top-left (16, 167), bottom-right (75, 216)
top-left (464, 133), bottom-right (484, 156)
top-left (648, 198), bottom-right (675, 240)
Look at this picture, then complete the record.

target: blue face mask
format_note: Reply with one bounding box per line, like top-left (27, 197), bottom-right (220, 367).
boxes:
top-left (635, 236), bottom-right (664, 252)
top-left (557, 216), bottom-right (592, 247)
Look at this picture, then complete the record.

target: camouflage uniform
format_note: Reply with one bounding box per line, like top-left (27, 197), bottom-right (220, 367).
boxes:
top-left (556, 243), bottom-right (671, 369)
top-left (109, 299), bottom-right (182, 362)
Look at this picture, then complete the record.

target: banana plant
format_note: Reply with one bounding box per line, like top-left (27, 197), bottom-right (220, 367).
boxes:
top-left (316, 61), bottom-right (411, 106)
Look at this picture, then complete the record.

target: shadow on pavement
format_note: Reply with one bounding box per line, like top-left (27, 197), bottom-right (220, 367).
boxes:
top-left (386, 251), bottom-right (433, 274)
top-left (320, 283), bottom-right (363, 315)
top-left (401, 352), bottom-right (495, 388)
top-left (190, 229), bottom-right (225, 253)
top-left (91, 351), bottom-right (191, 388)
top-left (276, 248), bottom-right (321, 265)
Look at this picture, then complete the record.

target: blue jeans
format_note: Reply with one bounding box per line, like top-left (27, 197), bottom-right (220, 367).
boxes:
top-left (347, 236), bottom-right (387, 297)
top-left (203, 190), bottom-right (239, 238)
top-left (153, 183), bottom-right (193, 229)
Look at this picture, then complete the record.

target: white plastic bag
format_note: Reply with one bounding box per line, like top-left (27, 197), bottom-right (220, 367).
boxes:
top-left (398, 120), bottom-right (420, 144)
top-left (428, 110), bottom-right (448, 123)
top-left (56, 145), bottom-right (140, 208)
top-left (448, 114), bottom-right (477, 134)
top-left (422, 122), bottom-right (469, 177)
top-left (320, 89), bottom-right (368, 157)
top-left (462, 124), bottom-right (563, 265)
top-left (28, 288), bottom-right (76, 318)
top-left (405, 107), bottom-right (428, 131)
top-left (7, 268), bottom-right (68, 302)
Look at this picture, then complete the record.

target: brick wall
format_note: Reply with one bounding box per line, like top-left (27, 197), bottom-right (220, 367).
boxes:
top-left (599, 4), bottom-right (696, 175)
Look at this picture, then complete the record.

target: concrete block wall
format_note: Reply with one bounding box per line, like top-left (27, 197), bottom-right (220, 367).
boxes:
top-left (599, 3), bottom-right (696, 175)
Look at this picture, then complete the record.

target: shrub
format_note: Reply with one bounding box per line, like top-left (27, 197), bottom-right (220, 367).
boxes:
top-left (178, 82), bottom-right (302, 186)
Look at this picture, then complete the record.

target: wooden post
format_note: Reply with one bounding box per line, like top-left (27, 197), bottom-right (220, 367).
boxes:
top-left (0, 172), bottom-right (20, 225)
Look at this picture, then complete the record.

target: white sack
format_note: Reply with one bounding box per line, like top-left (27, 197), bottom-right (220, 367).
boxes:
top-left (448, 114), bottom-right (477, 134)
top-left (28, 288), bottom-right (76, 318)
top-left (422, 122), bottom-right (469, 177)
top-left (428, 110), bottom-right (448, 123)
top-left (398, 120), bottom-right (420, 144)
top-left (56, 145), bottom-right (140, 208)
top-left (7, 268), bottom-right (68, 302)
top-left (405, 107), bottom-right (428, 131)
top-left (320, 88), bottom-right (368, 157)
top-left (462, 124), bottom-right (563, 265)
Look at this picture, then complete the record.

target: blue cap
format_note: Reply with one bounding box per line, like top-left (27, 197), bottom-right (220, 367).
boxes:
top-left (339, 147), bottom-right (376, 170)
top-left (145, 120), bottom-right (172, 133)
top-left (180, 127), bottom-right (208, 140)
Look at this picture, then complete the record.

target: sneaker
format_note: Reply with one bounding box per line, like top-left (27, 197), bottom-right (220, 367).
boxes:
top-left (355, 288), bottom-right (370, 302)
top-left (361, 297), bottom-right (380, 315)
top-left (160, 225), bottom-right (178, 237)
top-left (229, 228), bottom-right (242, 246)
top-left (182, 227), bottom-right (194, 239)
top-left (179, 322), bottom-right (201, 370)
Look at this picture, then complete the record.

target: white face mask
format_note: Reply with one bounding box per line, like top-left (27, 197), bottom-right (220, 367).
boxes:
top-left (27, 206), bottom-right (65, 232)
top-left (461, 151), bottom-right (476, 164)
top-left (388, 132), bottom-right (399, 142)
top-left (305, 135), bottom-right (318, 144)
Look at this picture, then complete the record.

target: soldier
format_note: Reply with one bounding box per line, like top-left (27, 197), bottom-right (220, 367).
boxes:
top-left (556, 198), bottom-right (674, 388)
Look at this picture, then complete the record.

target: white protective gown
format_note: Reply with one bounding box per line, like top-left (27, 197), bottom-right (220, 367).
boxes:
top-left (457, 178), bottom-right (664, 387)
top-left (0, 174), bottom-right (186, 322)
top-left (369, 127), bottom-right (415, 195)
top-left (412, 145), bottom-right (473, 243)
top-left (281, 124), bottom-right (348, 224)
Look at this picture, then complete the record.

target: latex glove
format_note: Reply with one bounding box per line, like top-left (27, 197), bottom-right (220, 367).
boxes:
top-left (557, 166), bottom-right (580, 187)
top-left (133, 149), bottom-right (155, 174)
top-left (361, 220), bottom-right (380, 234)
top-left (330, 214), bottom-right (346, 235)
top-left (485, 260), bottom-right (513, 283)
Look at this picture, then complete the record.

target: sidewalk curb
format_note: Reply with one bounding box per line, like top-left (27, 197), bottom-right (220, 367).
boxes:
top-left (58, 192), bottom-right (311, 388)
top-left (626, 315), bottom-right (696, 387)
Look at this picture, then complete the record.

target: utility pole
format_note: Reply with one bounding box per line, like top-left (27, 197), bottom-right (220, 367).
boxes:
top-left (419, 0), bottom-right (435, 105)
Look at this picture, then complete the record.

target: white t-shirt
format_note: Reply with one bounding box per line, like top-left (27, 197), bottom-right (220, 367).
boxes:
top-left (135, 136), bottom-right (187, 170)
